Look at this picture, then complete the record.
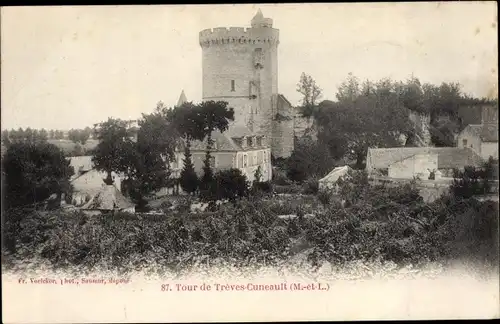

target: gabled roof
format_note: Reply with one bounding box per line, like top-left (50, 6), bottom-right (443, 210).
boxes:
top-left (319, 166), bottom-right (352, 183)
top-left (462, 123), bottom-right (498, 142)
top-left (367, 147), bottom-right (484, 170)
top-left (68, 155), bottom-right (94, 177)
top-left (81, 185), bottom-right (134, 211)
top-left (177, 123), bottom-right (266, 152)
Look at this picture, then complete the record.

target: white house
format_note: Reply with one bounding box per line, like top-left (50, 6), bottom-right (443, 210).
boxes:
top-left (457, 123), bottom-right (498, 160)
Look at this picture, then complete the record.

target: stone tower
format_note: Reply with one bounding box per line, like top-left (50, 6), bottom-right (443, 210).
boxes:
top-left (199, 10), bottom-right (294, 158)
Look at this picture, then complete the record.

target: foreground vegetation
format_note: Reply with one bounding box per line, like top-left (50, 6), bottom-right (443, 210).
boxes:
top-left (3, 177), bottom-right (498, 275)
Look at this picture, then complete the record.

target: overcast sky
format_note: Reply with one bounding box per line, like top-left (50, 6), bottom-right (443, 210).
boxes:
top-left (1, 3), bottom-right (497, 130)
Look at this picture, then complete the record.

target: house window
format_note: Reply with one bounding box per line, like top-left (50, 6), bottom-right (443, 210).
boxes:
top-left (257, 136), bottom-right (262, 146)
top-left (462, 139), bottom-right (468, 147)
top-left (258, 151), bottom-right (263, 164)
top-left (243, 155), bottom-right (248, 167)
top-left (231, 80), bottom-right (235, 92)
top-left (238, 154), bottom-right (243, 168)
top-left (247, 137), bottom-right (252, 147)
top-left (264, 152), bottom-right (268, 163)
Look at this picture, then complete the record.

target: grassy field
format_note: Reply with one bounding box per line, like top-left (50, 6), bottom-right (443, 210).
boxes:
top-left (47, 139), bottom-right (99, 155)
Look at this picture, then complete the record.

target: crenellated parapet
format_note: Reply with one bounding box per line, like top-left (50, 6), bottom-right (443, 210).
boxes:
top-left (199, 27), bottom-right (279, 47)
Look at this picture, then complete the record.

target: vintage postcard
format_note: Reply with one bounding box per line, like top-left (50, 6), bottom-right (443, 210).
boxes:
top-left (1, 2), bottom-right (499, 323)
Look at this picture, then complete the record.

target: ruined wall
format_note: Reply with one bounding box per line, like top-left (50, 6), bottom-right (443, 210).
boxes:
top-left (271, 94), bottom-right (294, 158)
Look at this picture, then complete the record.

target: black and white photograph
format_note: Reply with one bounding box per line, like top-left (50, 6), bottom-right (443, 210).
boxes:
top-left (1, 3), bottom-right (499, 322)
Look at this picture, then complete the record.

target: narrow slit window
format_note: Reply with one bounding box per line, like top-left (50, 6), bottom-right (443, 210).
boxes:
top-left (231, 80), bottom-right (235, 92)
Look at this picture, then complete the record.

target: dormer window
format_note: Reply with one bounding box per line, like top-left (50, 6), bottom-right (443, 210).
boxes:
top-left (247, 137), bottom-right (252, 147)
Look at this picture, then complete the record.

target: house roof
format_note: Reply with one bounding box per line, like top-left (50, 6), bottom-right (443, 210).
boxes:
top-left (69, 155), bottom-right (94, 177)
top-left (81, 185), bottom-right (134, 210)
top-left (179, 123), bottom-right (267, 152)
top-left (463, 123), bottom-right (498, 142)
top-left (319, 165), bottom-right (352, 183)
top-left (367, 147), bottom-right (484, 170)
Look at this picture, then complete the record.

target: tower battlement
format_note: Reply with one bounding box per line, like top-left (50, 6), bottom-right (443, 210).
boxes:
top-left (199, 26), bottom-right (279, 47)
top-left (198, 9), bottom-right (294, 158)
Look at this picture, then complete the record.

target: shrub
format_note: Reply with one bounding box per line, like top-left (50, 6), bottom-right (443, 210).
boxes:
top-left (204, 168), bottom-right (249, 202)
top-left (273, 184), bottom-right (302, 195)
top-left (251, 181), bottom-right (273, 195)
top-left (302, 178), bottom-right (319, 194)
top-left (317, 190), bottom-right (331, 206)
top-left (450, 162), bottom-right (495, 199)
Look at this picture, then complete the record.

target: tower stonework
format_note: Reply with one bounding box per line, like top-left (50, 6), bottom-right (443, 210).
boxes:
top-left (199, 10), bottom-right (294, 158)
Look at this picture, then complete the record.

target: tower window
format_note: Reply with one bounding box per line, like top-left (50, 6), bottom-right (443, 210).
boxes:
top-left (231, 80), bottom-right (235, 92)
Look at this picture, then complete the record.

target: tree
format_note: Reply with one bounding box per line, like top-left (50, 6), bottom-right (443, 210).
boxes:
top-left (49, 129), bottom-right (55, 139)
top-left (92, 118), bottom-right (135, 185)
top-left (68, 129), bottom-right (90, 145)
top-left (253, 165), bottom-right (263, 183)
top-left (197, 101), bottom-right (235, 194)
top-left (39, 129), bottom-right (48, 142)
top-left (287, 139), bottom-right (335, 182)
top-left (2, 142), bottom-right (74, 209)
top-left (124, 106), bottom-right (178, 208)
top-left (24, 128), bottom-right (34, 142)
top-left (297, 72), bottom-right (323, 117)
top-left (167, 102), bottom-right (206, 195)
top-left (336, 72), bottom-right (360, 103)
top-left (179, 143), bottom-right (198, 195)
top-left (2, 130), bottom-right (10, 146)
top-left (209, 168), bottom-right (249, 202)
top-left (314, 74), bottom-right (412, 168)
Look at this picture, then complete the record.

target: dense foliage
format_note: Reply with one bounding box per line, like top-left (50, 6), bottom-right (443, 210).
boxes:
top-left (92, 118), bottom-right (136, 185)
top-left (451, 157), bottom-right (499, 199)
top-left (3, 175), bottom-right (498, 273)
top-left (293, 73), bottom-right (497, 173)
top-left (2, 142), bottom-right (74, 210)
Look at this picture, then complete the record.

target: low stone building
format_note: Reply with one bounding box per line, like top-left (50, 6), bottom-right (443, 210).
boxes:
top-left (457, 123), bottom-right (498, 160)
top-left (366, 147), bottom-right (484, 179)
top-left (318, 166), bottom-right (352, 192)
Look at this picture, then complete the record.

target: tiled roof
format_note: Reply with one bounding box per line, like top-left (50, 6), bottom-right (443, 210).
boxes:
top-left (179, 123), bottom-right (266, 152)
top-left (367, 147), bottom-right (484, 170)
top-left (463, 123), bottom-right (498, 142)
top-left (69, 155), bottom-right (94, 177)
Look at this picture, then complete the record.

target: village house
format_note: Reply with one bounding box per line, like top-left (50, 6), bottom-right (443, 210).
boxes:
top-left (68, 155), bottom-right (124, 206)
top-left (456, 123), bottom-right (498, 160)
top-left (169, 123), bottom-right (273, 189)
top-left (366, 147), bottom-right (484, 180)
